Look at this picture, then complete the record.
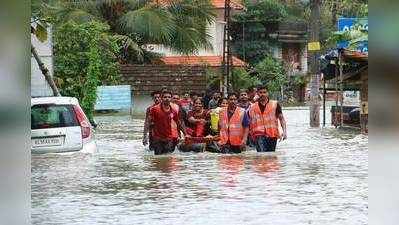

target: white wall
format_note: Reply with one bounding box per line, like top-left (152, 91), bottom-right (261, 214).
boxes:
top-left (146, 21), bottom-right (221, 56)
top-left (146, 8), bottom-right (236, 57)
top-left (31, 25), bottom-right (53, 97)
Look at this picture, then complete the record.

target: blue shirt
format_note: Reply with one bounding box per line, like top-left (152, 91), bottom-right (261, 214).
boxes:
top-left (227, 107), bottom-right (250, 128)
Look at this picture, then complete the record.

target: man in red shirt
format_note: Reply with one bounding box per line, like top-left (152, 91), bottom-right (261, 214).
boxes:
top-left (142, 91), bottom-right (161, 150)
top-left (147, 90), bottom-right (189, 155)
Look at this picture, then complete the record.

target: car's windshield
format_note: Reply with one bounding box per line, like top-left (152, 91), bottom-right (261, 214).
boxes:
top-left (31, 104), bottom-right (78, 129)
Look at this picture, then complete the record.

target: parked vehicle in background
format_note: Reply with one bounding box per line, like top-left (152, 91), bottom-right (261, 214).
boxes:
top-left (31, 97), bottom-right (96, 154)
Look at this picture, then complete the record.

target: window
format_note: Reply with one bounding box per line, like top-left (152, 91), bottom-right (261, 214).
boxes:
top-left (31, 104), bottom-right (78, 129)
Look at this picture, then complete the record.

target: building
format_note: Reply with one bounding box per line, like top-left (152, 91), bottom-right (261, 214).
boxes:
top-left (271, 21), bottom-right (308, 102)
top-left (146, 0), bottom-right (245, 65)
top-left (31, 24), bottom-right (54, 97)
top-left (323, 49), bottom-right (368, 133)
top-left (120, 0), bottom-right (248, 114)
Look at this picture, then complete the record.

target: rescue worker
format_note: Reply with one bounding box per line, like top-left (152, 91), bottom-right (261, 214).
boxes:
top-left (218, 92), bottom-right (250, 154)
top-left (238, 89), bottom-right (251, 110)
top-left (247, 85), bottom-right (287, 152)
top-left (148, 90), bottom-right (189, 155)
top-left (142, 91), bottom-right (161, 150)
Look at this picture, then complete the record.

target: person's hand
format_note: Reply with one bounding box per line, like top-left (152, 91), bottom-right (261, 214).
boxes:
top-left (198, 119), bottom-right (207, 123)
top-left (142, 135), bottom-right (148, 146)
top-left (280, 132), bottom-right (287, 142)
top-left (241, 139), bottom-right (247, 147)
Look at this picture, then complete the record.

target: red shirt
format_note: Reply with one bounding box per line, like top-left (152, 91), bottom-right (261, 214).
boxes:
top-left (150, 104), bottom-right (180, 141)
top-left (180, 99), bottom-right (192, 108)
top-left (187, 110), bottom-right (210, 137)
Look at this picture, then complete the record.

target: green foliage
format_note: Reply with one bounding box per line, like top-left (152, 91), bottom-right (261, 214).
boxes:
top-left (50, 0), bottom-right (216, 63)
top-left (231, 68), bottom-right (261, 91)
top-left (54, 21), bottom-right (120, 119)
top-left (320, 0), bottom-right (368, 49)
top-left (234, 0), bottom-right (288, 23)
top-left (327, 28), bottom-right (368, 50)
top-left (205, 68), bottom-right (222, 91)
top-left (231, 0), bottom-right (308, 66)
top-left (292, 75), bottom-right (306, 86)
top-left (231, 0), bottom-right (289, 66)
top-left (254, 56), bottom-right (287, 93)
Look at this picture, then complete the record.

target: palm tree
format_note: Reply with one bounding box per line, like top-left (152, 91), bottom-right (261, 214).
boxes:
top-left (50, 0), bottom-right (216, 63)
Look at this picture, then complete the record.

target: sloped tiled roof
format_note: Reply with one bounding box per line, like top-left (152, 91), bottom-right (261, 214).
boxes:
top-left (155, 0), bottom-right (244, 10)
top-left (159, 55), bottom-right (247, 67)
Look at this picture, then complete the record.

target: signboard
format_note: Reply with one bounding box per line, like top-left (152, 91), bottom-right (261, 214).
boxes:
top-left (337, 18), bottom-right (368, 53)
top-left (308, 41), bottom-right (321, 51)
top-left (343, 91), bottom-right (360, 106)
top-left (94, 85), bottom-right (132, 111)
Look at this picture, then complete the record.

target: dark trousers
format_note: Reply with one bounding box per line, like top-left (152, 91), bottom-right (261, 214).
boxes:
top-left (220, 144), bottom-right (244, 154)
top-left (152, 140), bottom-right (177, 155)
top-left (254, 136), bottom-right (277, 152)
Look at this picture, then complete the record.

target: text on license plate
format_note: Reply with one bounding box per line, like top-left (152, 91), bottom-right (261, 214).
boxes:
top-left (32, 137), bottom-right (63, 147)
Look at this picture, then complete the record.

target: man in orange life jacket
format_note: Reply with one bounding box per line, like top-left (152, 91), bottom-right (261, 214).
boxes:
top-left (147, 90), bottom-right (189, 155)
top-left (218, 92), bottom-right (250, 154)
top-left (248, 85), bottom-right (287, 152)
top-left (143, 91), bottom-right (161, 150)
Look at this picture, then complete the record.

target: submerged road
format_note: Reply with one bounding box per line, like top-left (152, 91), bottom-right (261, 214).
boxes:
top-left (32, 108), bottom-right (367, 225)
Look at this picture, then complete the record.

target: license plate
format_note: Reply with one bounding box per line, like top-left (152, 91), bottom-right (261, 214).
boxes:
top-left (32, 136), bottom-right (63, 147)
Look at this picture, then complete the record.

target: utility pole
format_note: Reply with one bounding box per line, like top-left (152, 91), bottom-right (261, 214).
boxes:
top-left (309, 0), bottom-right (321, 127)
top-left (31, 44), bottom-right (60, 96)
top-left (221, 0), bottom-right (232, 96)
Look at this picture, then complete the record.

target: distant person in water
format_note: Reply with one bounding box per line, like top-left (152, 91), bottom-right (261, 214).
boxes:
top-left (238, 89), bottom-right (251, 110)
top-left (247, 85), bottom-right (287, 152)
top-left (180, 98), bottom-right (211, 152)
top-left (218, 92), bottom-right (250, 154)
top-left (143, 91), bottom-right (161, 151)
top-left (146, 90), bottom-right (189, 155)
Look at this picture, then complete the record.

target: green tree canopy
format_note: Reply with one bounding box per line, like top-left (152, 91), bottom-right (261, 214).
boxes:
top-left (49, 0), bottom-right (216, 63)
top-left (54, 21), bottom-right (121, 119)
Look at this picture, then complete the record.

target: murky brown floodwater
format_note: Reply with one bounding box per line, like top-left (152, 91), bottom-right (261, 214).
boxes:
top-left (31, 108), bottom-right (367, 225)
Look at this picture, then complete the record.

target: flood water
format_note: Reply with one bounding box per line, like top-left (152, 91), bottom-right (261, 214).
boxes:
top-left (31, 108), bottom-right (368, 225)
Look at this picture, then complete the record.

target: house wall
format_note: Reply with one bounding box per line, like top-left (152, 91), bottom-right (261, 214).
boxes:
top-left (119, 64), bottom-right (209, 114)
top-left (146, 8), bottom-right (241, 57)
top-left (31, 26), bottom-right (53, 97)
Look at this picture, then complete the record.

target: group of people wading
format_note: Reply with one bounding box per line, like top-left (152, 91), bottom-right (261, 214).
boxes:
top-left (142, 85), bottom-right (287, 155)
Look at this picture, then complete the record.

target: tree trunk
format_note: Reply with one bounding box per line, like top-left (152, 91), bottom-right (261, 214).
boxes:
top-left (31, 44), bottom-right (60, 96)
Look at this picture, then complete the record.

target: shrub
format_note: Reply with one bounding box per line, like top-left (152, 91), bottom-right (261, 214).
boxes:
top-left (54, 21), bottom-right (120, 120)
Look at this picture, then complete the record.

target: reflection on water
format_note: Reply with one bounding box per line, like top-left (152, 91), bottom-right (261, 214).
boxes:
top-left (252, 156), bottom-right (280, 176)
top-left (148, 156), bottom-right (181, 173)
top-left (31, 109), bottom-right (367, 225)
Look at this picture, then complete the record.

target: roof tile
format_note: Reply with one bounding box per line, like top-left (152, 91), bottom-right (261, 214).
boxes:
top-left (159, 55), bottom-right (247, 67)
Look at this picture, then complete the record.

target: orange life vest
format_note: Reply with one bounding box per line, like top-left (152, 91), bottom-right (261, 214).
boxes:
top-left (248, 100), bottom-right (280, 138)
top-left (219, 107), bottom-right (245, 146)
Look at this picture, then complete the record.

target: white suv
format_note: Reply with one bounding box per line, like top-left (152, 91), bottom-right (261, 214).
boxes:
top-left (31, 96), bottom-right (97, 154)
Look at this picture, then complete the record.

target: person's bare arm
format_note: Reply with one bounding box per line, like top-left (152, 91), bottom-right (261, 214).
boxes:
top-left (188, 116), bottom-right (196, 124)
top-left (241, 127), bottom-right (249, 146)
top-left (177, 117), bottom-right (188, 137)
top-left (142, 109), bottom-right (150, 145)
top-left (278, 113), bottom-right (287, 140)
